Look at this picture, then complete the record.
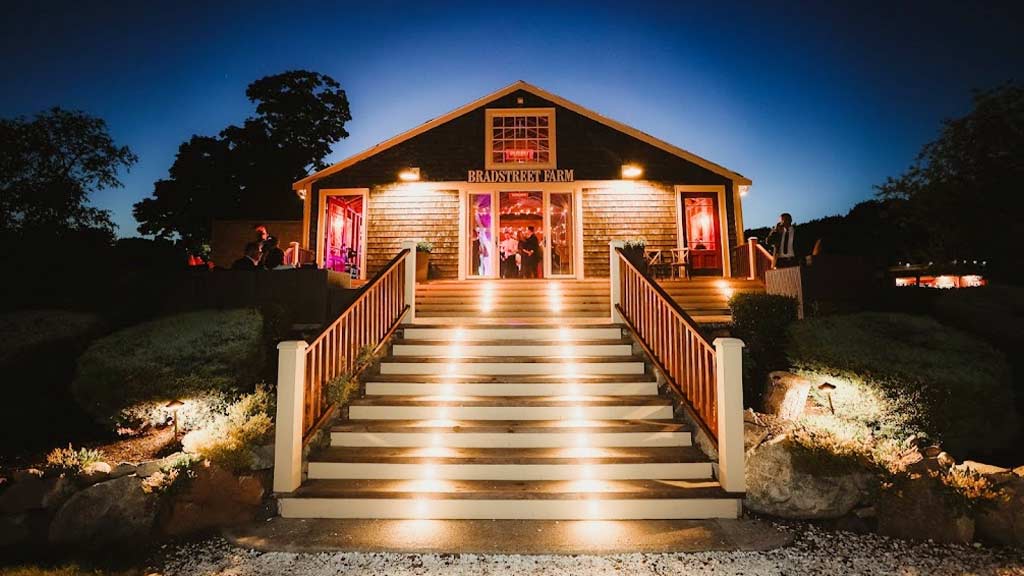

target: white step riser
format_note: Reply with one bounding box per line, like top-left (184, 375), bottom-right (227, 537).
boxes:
top-left (307, 462), bottom-right (712, 481)
top-left (403, 328), bottom-right (622, 341)
top-left (364, 382), bottom-right (658, 396)
top-left (329, 431), bottom-right (692, 448)
top-left (279, 498), bottom-right (741, 520)
top-left (348, 405), bottom-right (674, 420)
top-left (392, 344), bottom-right (633, 357)
top-left (379, 362), bottom-right (645, 376)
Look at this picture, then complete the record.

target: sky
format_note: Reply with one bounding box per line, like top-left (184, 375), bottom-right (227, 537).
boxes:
top-left (2, 0), bottom-right (1022, 234)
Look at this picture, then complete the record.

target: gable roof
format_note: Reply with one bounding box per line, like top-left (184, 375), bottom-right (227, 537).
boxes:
top-left (293, 80), bottom-right (751, 190)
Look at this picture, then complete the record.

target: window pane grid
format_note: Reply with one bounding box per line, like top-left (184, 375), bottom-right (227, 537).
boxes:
top-left (489, 112), bottom-right (553, 166)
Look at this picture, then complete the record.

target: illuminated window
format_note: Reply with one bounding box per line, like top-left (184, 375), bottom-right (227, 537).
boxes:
top-left (485, 108), bottom-right (556, 169)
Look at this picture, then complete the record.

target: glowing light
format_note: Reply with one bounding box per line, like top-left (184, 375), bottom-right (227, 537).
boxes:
top-left (548, 283), bottom-right (563, 313)
top-left (739, 185), bottom-right (750, 197)
top-left (621, 164), bottom-right (643, 179)
top-left (480, 282), bottom-right (495, 313)
top-left (398, 167), bottom-right (421, 182)
top-left (715, 279), bottom-right (734, 299)
top-left (414, 499), bottom-right (429, 517)
top-left (573, 406), bottom-right (585, 420)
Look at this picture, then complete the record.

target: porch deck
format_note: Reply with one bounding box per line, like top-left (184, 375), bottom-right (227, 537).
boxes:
top-left (414, 277), bottom-right (763, 325)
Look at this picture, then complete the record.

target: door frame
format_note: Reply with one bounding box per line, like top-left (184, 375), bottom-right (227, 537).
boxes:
top-left (317, 188), bottom-right (369, 280)
top-left (675, 185), bottom-right (731, 277)
top-left (458, 183), bottom-right (581, 280)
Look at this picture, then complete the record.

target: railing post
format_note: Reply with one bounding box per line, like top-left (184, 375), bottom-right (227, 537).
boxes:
top-left (747, 237), bottom-right (758, 281)
top-left (400, 240), bottom-right (417, 324)
top-left (713, 337), bottom-right (745, 493)
top-left (274, 340), bottom-right (308, 493)
top-left (609, 240), bottom-right (625, 323)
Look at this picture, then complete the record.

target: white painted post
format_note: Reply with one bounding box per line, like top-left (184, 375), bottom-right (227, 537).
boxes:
top-left (400, 240), bottom-right (418, 324)
top-left (714, 337), bottom-right (746, 493)
top-left (273, 340), bottom-right (307, 493)
top-left (609, 240), bottom-right (625, 323)
top-left (747, 238), bottom-right (758, 281)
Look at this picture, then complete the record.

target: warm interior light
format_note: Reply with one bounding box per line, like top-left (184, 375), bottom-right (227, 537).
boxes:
top-left (621, 164), bottom-right (643, 179)
top-left (398, 167), bottom-right (421, 182)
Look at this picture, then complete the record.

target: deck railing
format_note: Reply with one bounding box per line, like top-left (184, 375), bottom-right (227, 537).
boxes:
top-left (730, 237), bottom-right (774, 283)
top-left (274, 243), bottom-right (417, 492)
top-left (609, 241), bottom-right (745, 493)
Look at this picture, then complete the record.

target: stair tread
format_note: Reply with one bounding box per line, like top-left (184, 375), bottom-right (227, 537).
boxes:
top-left (287, 478), bottom-right (733, 500)
top-left (311, 445), bottom-right (708, 464)
top-left (392, 338), bottom-right (631, 346)
top-left (367, 374), bottom-right (655, 383)
top-left (380, 355), bottom-right (644, 363)
top-left (350, 395), bottom-right (671, 406)
top-left (332, 419), bottom-right (688, 433)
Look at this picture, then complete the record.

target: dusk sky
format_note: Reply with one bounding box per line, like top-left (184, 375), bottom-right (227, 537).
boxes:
top-left (2, 0), bottom-right (1022, 235)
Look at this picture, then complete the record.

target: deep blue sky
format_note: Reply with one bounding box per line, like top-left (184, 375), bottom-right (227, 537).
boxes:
top-left (2, 1), bottom-right (1022, 234)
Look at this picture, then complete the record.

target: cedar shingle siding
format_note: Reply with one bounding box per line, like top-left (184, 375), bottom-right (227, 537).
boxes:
top-left (582, 185), bottom-right (679, 278)
top-left (366, 187), bottom-right (459, 278)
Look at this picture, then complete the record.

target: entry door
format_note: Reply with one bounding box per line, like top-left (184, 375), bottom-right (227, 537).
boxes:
top-left (467, 192), bottom-right (497, 278)
top-left (681, 193), bottom-right (722, 273)
top-left (486, 190), bottom-right (575, 279)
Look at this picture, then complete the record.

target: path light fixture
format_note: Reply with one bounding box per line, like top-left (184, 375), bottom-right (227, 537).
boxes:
top-left (817, 382), bottom-right (837, 415)
top-left (165, 399), bottom-right (185, 438)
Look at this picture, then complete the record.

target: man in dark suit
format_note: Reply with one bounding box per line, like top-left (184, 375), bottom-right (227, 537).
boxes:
top-left (231, 242), bottom-right (262, 270)
top-left (519, 226), bottom-right (540, 278)
top-left (767, 212), bottom-right (798, 268)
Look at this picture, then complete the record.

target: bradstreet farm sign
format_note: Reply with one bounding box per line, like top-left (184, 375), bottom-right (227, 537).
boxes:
top-left (467, 169), bottom-right (575, 183)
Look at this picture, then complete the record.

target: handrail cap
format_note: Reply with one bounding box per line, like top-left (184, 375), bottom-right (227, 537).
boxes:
top-left (277, 340), bottom-right (309, 351)
top-left (713, 337), bottom-right (745, 350)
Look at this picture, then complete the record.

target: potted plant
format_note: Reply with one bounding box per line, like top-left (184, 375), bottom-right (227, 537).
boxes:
top-left (416, 240), bottom-right (433, 282)
top-left (622, 238), bottom-right (648, 274)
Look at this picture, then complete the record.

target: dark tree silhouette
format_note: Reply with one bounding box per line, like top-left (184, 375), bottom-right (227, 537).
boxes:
top-left (876, 83), bottom-right (1024, 282)
top-left (0, 107), bottom-right (137, 237)
top-left (134, 70), bottom-right (351, 247)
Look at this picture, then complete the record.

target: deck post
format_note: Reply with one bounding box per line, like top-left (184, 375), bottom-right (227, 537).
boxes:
top-left (273, 340), bottom-right (308, 493)
top-left (714, 337), bottom-right (746, 493)
top-left (747, 237), bottom-right (758, 281)
top-left (400, 240), bottom-right (417, 324)
top-left (609, 240), bottom-right (625, 323)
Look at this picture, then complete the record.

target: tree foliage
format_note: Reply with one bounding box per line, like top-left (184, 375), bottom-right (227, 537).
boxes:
top-left (133, 70), bottom-right (351, 247)
top-left (876, 83), bottom-right (1024, 281)
top-left (0, 107), bottom-right (137, 237)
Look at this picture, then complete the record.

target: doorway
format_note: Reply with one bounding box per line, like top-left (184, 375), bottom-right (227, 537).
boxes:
top-left (321, 192), bottom-right (366, 279)
top-left (680, 192), bottom-right (723, 274)
top-left (465, 189), bottom-right (576, 279)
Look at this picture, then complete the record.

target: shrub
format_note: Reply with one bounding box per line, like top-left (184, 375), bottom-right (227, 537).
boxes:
top-left (181, 387), bottom-right (274, 472)
top-left (788, 312), bottom-right (1018, 459)
top-left (45, 444), bottom-right (105, 475)
top-left (416, 240), bottom-right (434, 253)
top-left (73, 309), bottom-right (265, 429)
top-left (0, 310), bottom-right (103, 367)
top-left (728, 293), bottom-right (799, 407)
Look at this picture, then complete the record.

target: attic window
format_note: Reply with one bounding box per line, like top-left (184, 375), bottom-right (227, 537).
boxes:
top-left (485, 108), bottom-right (556, 170)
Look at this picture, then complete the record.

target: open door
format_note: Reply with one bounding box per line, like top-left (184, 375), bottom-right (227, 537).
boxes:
top-left (681, 193), bottom-right (722, 274)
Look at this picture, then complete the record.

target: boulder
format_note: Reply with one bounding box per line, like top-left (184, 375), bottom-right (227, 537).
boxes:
top-left (136, 452), bottom-right (184, 478)
top-left (743, 410), bottom-right (770, 452)
top-left (160, 464), bottom-right (266, 537)
top-left (763, 372), bottom-right (811, 420)
top-left (0, 513), bottom-right (31, 548)
top-left (0, 475), bottom-right (75, 515)
top-left (11, 469), bottom-right (44, 483)
top-left (975, 473), bottom-right (1024, 547)
top-left (49, 475), bottom-right (159, 546)
top-left (109, 463), bottom-right (138, 479)
top-left (878, 475), bottom-right (975, 544)
top-left (745, 435), bottom-right (873, 519)
top-left (78, 461), bottom-right (112, 486)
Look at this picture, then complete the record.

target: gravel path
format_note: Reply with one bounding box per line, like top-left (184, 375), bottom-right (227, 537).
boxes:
top-left (159, 524), bottom-right (1024, 576)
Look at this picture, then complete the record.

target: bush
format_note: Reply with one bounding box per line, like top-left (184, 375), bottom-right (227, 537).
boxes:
top-left (728, 293), bottom-right (799, 407)
top-left (73, 309), bottom-right (265, 429)
top-left (788, 312), bottom-right (1018, 459)
top-left (45, 444), bottom-right (105, 475)
top-left (181, 387), bottom-right (274, 472)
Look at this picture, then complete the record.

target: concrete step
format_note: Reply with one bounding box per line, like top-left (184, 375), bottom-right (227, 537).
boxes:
top-left (364, 380), bottom-right (657, 397)
top-left (391, 341), bottom-right (633, 358)
top-left (378, 356), bottom-right (646, 376)
top-left (278, 478), bottom-right (741, 519)
top-left (347, 396), bottom-right (673, 420)
top-left (402, 326), bottom-right (623, 341)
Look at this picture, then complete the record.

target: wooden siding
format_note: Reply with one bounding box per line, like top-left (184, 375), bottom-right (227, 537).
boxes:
top-left (366, 187), bottom-right (459, 279)
top-left (583, 185), bottom-right (678, 278)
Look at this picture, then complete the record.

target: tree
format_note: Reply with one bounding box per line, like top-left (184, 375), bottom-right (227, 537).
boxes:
top-left (876, 83), bottom-right (1024, 281)
top-left (133, 70), bottom-right (351, 247)
top-left (0, 107), bottom-right (137, 238)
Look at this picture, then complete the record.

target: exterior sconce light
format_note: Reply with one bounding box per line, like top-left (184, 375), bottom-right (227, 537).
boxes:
top-left (399, 167), bottom-right (421, 182)
top-left (739, 185), bottom-right (750, 197)
top-left (621, 164), bottom-right (643, 179)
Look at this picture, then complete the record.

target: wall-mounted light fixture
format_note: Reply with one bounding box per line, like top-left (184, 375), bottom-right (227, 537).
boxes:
top-left (739, 185), bottom-right (750, 197)
top-left (398, 167), bottom-right (421, 182)
top-left (621, 164), bottom-right (643, 179)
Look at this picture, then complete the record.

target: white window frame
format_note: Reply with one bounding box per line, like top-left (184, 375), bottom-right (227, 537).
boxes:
top-left (485, 108), bottom-right (557, 170)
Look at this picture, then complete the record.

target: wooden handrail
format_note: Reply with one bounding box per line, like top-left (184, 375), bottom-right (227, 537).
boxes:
top-left (300, 248), bottom-right (410, 442)
top-left (615, 247), bottom-right (719, 441)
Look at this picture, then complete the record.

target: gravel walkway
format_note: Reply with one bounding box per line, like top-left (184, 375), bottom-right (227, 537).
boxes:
top-left (159, 524), bottom-right (1024, 575)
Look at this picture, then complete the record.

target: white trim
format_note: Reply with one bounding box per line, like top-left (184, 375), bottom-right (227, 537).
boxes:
top-left (485, 108), bottom-right (557, 171)
top-left (292, 81), bottom-right (751, 191)
top-left (731, 180), bottom-right (746, 247)
top-left (675, 185), bottom-right (731, 277)
top-left (316, 188), bottom-right (369, 280)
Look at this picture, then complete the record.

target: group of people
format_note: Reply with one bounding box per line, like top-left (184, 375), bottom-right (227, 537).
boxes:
top-left (499, 226), bottom-right (542, 278)
top-left (232, 225), bottom-right (289, 270)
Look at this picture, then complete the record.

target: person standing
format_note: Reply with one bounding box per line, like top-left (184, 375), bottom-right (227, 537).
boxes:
top-left (231, 241), bottom-right (262, 270)
top-left (500, 231), bottom-right (519, 278)
top-left (767, 212), bottom-right (797, 268)
top-left (519, 226), bottom-right (540, 278)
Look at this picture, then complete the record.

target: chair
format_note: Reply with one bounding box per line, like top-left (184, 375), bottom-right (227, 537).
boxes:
top-left (669, 248), bottom-right (690, 279)
top-left (645, 249), bottom-right (671, 279)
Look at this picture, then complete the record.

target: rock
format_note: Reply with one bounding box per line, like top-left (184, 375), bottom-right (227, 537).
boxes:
top-left (78, 461), bottom-right (112, 486)
top-left (251, 443), bottom-right (275, 471)
top-left (160, 464), bottom-right (266, 537)
top-left (936, 452), bottom-right (956, 469)
top-left (49, 475), bottom-right (159, 546)
top-left (11, 469), bottom-right (44, 483)
top-left (743, 410), bottom-right (770, 452)
top-left (0, 475), bottom-right (75, 515)
top-left (109, 463), bottom-right (138, 479)
top-left (744, 435), bottom-right (873, 519)
top-left (962, 461), bottom-right (1009, 476)
top-left (1014, 466), bottom-right (1024, 477)
top-left (0, 513), bottom-right (31, 547)
top-left (763, 372), bottom-right (811, 420)
top-left (878, 476), bottom-right (975, 544)
top-left (136, 452), bottom-right (184, 478)
top-left (975, 475), bottom-right (1024, 547)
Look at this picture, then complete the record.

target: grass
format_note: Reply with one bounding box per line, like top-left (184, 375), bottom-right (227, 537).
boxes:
top-left (0, 310), bottom-right (102, 366)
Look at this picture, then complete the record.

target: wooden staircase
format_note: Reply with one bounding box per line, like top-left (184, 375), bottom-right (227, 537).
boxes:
top-left (657, 278), bottom-right (765, 324)
top-left (277, 324), bottom-right (742, 520)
